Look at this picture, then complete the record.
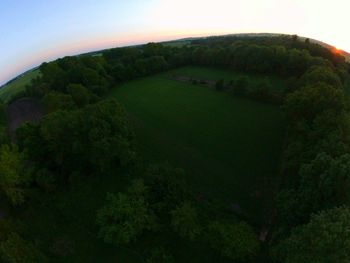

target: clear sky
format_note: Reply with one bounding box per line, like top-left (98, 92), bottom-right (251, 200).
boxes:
top-left (1, 0), bottom-right (349, 85)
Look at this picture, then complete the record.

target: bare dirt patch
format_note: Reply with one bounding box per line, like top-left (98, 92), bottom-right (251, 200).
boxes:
top-left (6, 97), bottom-right (43, 138)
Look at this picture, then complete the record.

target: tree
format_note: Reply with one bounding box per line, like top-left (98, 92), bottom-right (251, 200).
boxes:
top-left (249, 78), bottom-right (273, 102)
top-left (35, 168), bottom-right (56, 192)
top-left (146, 164), bottom-right (189, 213)
top-left (206, 221), bottom-right (260, 261)
top-left (66, 84), bottom-right (90, 107)
top-left (0, 145), bottom-right (27, 205)
top-left (277, 152), bottom-right (350, 228)
top-left (285, 82), bottom-right (347, 121)
top-left (301, 66), bottom-right (343, 89)
top-left (96, 180), bottom-right (157, 245)
top-left (286, 49), bottom-right (311, 76)
top-left (0, 232), bottom-right (47, 263)
top-left (40, 61), bottom-right (68, 91)
top-left (273, 206), bottom-right (350, 263)
top-left (146, 247), bottom-right (174, 263)
top-left (42, 91), bottom-right (75, 113)
top-left (39, 99), bottom-right (135, 177)
top-left (170, 202), bottom-right (201, 241)
top-left (232, 76), bottom-right (249, 96)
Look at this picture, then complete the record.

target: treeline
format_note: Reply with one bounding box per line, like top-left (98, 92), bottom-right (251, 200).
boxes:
top-left (213, 77), bottom-right (284, 104)
top-left (193, 34), bottom-right (347, 69)
top-left (15, 34), bottom-right (348, 107)
top-left (270, 50), bottom-right (350, 261)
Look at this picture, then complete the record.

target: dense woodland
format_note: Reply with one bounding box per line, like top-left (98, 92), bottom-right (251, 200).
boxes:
top-left (0, 35), bottom-right (349, 262)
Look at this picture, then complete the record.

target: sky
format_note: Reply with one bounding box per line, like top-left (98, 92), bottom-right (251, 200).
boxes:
top-left (0, 0), bottom-right (349, 85)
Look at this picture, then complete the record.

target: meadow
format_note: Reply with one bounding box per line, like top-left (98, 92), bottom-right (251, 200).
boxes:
top-left (109, 66), bottom-right (286, 223)
top-left (0, 69), bottom-right (40, 103)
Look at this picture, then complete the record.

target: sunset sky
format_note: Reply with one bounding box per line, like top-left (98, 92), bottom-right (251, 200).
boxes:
top-left (0, 0), bottom-right (349, 85)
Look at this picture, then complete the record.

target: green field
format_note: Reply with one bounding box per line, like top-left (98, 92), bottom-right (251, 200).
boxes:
top-left (0, 69), bottom-right (40, 103)
top-left (109, 66), bottom-right (286, 222)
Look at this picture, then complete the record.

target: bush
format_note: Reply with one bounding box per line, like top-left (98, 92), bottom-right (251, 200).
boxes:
top-left (206, 221), bottom-right (260, 261)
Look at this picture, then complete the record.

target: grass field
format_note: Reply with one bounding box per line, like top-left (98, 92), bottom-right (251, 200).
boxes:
top-left (17, 66), bottom-right (286, 262)
top-left (0, 69), bottom-right (40, 103)
top-left (109, 66), bottom-right (286, 223)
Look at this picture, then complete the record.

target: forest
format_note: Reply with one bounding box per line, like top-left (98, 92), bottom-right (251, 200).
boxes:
top-left (0, 34), bottom-right (349, 262)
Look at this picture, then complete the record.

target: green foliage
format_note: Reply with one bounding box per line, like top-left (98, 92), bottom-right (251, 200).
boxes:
top-left (273, 206), bottom-right (350, 263)
top-left (39, 57), bottom-right (110, 96)
top-left (170, 202), bottom-right (200, 241)
top-left (0, 232), bottom-right (46, 263)
top-left (146, 247), bottom-right (174, 263)
top-left (278, 153), bottom-right (350, 226)
top-left (274, 35), bottom-right (350, 261)
top-left (42, 91), bottom-right (75, 113)
top-left (0, 145), bottom-right (27, 205)
top-left (300, 153), bottom-right (350, 206)
top-left (0, 103), bottom-right (9, 145)
top-left (231, 76), bottom-right (249, 96)
top-left (285, 82), bottom-right (347, 121)
top-left (35, 168), bottom-right (56, 192)
top-left (146, 164), bottom-right (189, 213)
top-left (66, 84), bottom-right (90, 107)
top-left (96, 180), bottom-right (157, 245)
top-left (301, 66), bottom-right (343, 88)
top-left (285, 49), bottom-right (312, 76)
top-left (207, 221), bottom-right (260, 261)
top-left (21, 99), bottom-right (135, 181)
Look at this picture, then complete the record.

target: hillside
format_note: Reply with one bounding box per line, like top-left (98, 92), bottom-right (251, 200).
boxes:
top-left (0, 69), bottom-right (40, 103)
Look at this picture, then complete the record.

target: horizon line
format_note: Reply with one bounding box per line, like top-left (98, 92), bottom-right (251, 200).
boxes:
top-left (1, 32), bottom-right (348, 88)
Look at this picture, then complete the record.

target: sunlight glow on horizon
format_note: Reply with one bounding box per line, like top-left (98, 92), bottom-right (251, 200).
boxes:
top-left (0, 30), bottom-right (214, 86)
top-left (1, 0), bottom-right (349, 86)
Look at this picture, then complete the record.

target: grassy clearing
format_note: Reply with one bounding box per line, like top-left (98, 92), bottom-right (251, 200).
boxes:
top-left (0, 69), bottom-right (40, 103)
top-left (109, 66), bottom-right (286, 224)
